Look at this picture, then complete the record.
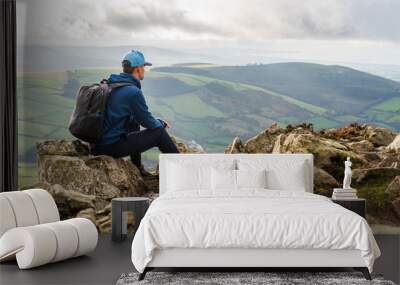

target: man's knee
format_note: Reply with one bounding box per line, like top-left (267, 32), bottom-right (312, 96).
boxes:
top-left (153, 127), bottom-right (168, 138)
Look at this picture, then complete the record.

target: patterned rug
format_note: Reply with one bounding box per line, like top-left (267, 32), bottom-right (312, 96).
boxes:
top-left (116, 271), bottom-right (395, 285)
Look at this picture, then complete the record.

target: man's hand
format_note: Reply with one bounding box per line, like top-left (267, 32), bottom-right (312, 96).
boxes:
top-left (163, 120), bottom-right (172, 128)
top-left (158, 118), bottom-right (172, 128)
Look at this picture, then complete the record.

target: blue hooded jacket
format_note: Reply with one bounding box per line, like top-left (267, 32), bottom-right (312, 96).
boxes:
top-left (96, 72), bottom-right (163, 145)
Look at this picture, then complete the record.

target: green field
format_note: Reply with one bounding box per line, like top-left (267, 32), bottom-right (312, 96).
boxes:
top-left (17, 64), bottom-right (400, 188)
top-left (159, 93), bottom-right (226, 119)
top-left (372, 97), bottom-right (400, 112)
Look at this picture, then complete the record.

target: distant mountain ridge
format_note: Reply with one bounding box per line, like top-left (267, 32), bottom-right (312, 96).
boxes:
top-left (17, 45), bottom-right (217, 71)
top-left (152, 63), bottom-right (400, 132)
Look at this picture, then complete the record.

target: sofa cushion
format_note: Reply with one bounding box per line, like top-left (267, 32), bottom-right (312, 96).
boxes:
top-left (0, 196), bottom-right (17, 237)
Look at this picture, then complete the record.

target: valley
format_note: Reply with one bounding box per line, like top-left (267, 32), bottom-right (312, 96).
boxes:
top-left (17, 63), bottom-right (400, 187)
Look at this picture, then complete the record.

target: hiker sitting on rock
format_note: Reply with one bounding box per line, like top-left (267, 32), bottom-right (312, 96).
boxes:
top-left (91, 50), bottom-right (179, 175)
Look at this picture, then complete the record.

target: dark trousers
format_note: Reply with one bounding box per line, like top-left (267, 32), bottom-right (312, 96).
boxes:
top-left (92, 127), bottom-right (179, 167)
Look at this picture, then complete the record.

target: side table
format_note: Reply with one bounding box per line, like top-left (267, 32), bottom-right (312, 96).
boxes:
top-left (112, 197), bottom-right (150, 242)
top-left (332, 198), bottom-right (366, 218)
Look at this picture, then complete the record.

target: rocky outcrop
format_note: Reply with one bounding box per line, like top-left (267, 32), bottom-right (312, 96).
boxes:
top-left (33, 123), bottom-right (400, 231)
top-left (322, 123), bottom-right (396, 146)
top-left (241, 123), bottom-right (286, 153)
top-left (272, 133), bottom-right (367, 179)
top-left (226, 123), bottom-right (400, 226)
top-left (35, 137), bottom-right (196, 233)
top-left (37, 140), bottom-right (147, 211)
top-left (364, 126), bottom-right (396, 147)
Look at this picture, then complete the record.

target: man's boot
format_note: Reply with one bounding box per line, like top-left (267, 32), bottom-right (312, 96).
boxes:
top-left (138, 164), bottom-right (152, 177)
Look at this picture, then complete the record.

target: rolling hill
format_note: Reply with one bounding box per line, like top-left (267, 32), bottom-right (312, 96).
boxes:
top-left (17, 63), bottom-right (400, 187)
top-left (155, 63), bottom-right (400, 120)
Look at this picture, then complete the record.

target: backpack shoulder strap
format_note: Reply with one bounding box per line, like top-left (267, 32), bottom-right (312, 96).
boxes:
top-left (108, 82), bottom-right (134, 89)
top-left (100, 80), bottom-right (135, 137)
top-left (100, 79), bottom-right (134, 90)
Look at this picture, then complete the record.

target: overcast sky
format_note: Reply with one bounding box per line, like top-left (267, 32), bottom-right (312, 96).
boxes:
top-left (16, 0), bottom-right (400, 65)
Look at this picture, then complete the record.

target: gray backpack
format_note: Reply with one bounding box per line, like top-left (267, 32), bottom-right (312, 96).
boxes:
top-left (68, 80), bottom-right (132, 143)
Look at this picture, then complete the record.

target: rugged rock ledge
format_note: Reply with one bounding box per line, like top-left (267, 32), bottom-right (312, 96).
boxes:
top-left (30, 123), bottom-right (400, 232)
top-left (32, 137), bottom-right (202, 233)
top-left (226, 123), bottom-right (400, 226)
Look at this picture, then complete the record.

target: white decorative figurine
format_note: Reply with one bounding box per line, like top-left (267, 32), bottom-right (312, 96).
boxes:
top-left (343, 157), bottom-right (352, 190)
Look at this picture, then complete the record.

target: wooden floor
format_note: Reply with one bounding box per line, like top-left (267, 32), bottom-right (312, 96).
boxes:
top-left (0, 235), bottom-right (399, 285)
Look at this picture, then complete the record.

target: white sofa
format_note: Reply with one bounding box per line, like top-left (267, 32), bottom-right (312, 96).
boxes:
top-left (0, 189), bottom-right (98, 269)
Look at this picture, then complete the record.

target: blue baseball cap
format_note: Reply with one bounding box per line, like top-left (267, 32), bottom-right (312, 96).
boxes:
top-left (122, 50), bottom-right (152, 67)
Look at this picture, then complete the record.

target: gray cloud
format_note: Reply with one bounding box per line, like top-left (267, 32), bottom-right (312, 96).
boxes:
top-left (223, 0), bottom-right (400, 41)
top-left (105, 3), bottom-right (224, 36)
top-left (17, 0), bottom-right (400, 45)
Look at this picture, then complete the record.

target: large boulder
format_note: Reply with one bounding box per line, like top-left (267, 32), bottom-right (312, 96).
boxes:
top-left (272, 132), bottom-right (366, 179)
top-left (225, 123), bottom-right (315, 155)
top-left (387, 135), bottom-right (400, 153)
top-left (35, 138), bottom-right (200, 233)
top-left (243, 123), bottom-right (287, 153)
top-left (37, 139), bottom-right (89, 156)
top-left (38, 155), bottom-right (120, 198)
top-left (37, 140), bottom-right (148, 210)
top-left (84, 155), bottom-right (146, 197)
top-left (365, 126), bottom-right (396, 147)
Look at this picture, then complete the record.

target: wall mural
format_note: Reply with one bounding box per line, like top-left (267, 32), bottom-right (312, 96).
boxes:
top-left (17, 0), bottom-right (400, 234)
